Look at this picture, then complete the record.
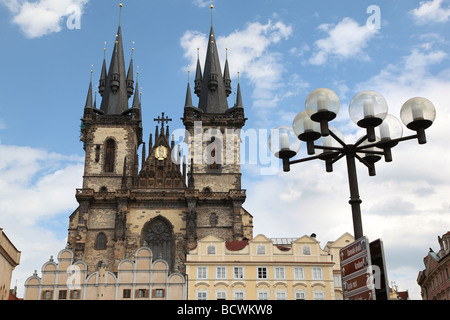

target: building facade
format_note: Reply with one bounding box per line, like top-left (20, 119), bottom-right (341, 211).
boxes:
top-left (24, 4), bottom-right (254, 300)
top-left (24, 246), bottom-right (185, 300)
top-left (68, 4), bottom-right (253, 277)
top-left (417, 231), bottom-right (450, 300)
top-left (185, 233), bottom-right (353, 300)
top-left (0, 229), bottom-right (21, 300)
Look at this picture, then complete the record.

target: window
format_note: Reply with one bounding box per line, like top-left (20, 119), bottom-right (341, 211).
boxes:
top-left (216, 291), bottom-right (227, 300)
top-left (234, 291), bottom-right (245, 300)
top-left (105, 139), bottom-right (116, 172)
top-left (275, 267), bottom-right (285, 280)
top-left (58, 290), bottom-right (67, 300)
top-left (123, 289), bottom-right (131, 299)
top-left (303, 246), bottom-right (311, 255)
top-left (294, 267), bottom-right (305, 280)
top-left (257, 267), bottom-right (268, 279)
top-left (210, 213), bottom-right (218, 226)
top-left (276, 292), bottom-right (287, 300)
top-left (312, 267), bottom-right (323, 280)
top-left (216, 267), bottom-right (226, 279)
top-left (207, 245), bottom-right (216, 254)
top-left (258, 292), bottom-right (269, 300)
top-left (233, 267), bottom-right (244, 279)
top-left (96, 233), bottom-right (107, 250)
top-left (334, 274), bottom-right (342, 287)
top-left (197, 291), bottom-right (208, 300)
top-left (314, 292), bottom-right (325, 300)
top-left (70, 290), bottom-right (81, 300)
top-left (295, 291), bottom-right (306, 300)
top-left (153, 289), bottom-right (165, 298)
top-left (257, 245), bottom-right (265, 255)
top-left (137, 289), bottom-right (148, 298)
top-left (41, 290), bottom-right (53, 300)
top-left (197, 266), bottom-right (208, 279)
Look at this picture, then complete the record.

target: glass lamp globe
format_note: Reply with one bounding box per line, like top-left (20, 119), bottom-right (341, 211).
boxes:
top-left (293, 111), bottom-right (321, 155)
top-left (349, 90), bottom-right (388, 128)
top-left (268, 125), bottom-right (301, 159)
top-left (400, 97), bottom-right (436, 131)
top-left (305, 88), bottom-right (340, 136)
top-left (376, 114), bottom-right (403, 143)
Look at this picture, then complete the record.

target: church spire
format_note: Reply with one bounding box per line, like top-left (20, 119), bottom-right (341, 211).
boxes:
top-left (194, 49), bottom-right (202, 97)
top-left (197, 4), bottom-right (229, 113)
top-left (126, 46), bottom-right (135, 98)
top-left (223, 48), bottom-right (232, 97)
top-left (84, 68), bottom-right (93, 109)
top-left (99, 3), bottom-right (130, 115)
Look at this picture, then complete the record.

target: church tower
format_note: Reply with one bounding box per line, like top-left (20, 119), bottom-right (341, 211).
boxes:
top-left (68, 4), bottom-right (252, 276)
top-left (182, 5), bottom-right (250, 243)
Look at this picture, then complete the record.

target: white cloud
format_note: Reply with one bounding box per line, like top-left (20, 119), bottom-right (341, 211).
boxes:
top-left (245, 42), bottom-right (450, 300)
top-left (411, 0), bottom-right (450, 25)
top-left (192, 0), bottom-right (210, 8)
top-left (0, 0), bottom-right (88, 38)
top-left (0, 142), bottom-right (84, 297)
top-left (309, 17), bottom-right (378, 66)
top-left (181, 19), bottom-right (308, 125)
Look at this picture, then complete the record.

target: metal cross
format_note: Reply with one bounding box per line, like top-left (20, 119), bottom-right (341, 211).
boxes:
top-left (154, 112), bottom-right (172, 127)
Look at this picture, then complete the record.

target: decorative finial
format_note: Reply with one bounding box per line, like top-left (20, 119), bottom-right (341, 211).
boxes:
top-left (188, 64), bottom-right (191, 82)
top-left (119, 3), bottom-right (123, 26)
top-left (210, 2), bottom-right (214, 27)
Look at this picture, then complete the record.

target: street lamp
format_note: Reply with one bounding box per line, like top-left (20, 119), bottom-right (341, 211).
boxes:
top-left (269, 88), bottom-right (436, 240)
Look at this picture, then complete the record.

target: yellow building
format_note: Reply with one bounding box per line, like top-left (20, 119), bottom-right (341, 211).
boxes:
top-left (185, 233), bottom-right (354, 300)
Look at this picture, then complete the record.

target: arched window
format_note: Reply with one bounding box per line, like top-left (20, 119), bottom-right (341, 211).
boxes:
top-left (105, 139), bottom-right (116, 173)
top-left (141, 217), bottom-right (174, 270)
top-left (96, 233), bottom-right (107, 250)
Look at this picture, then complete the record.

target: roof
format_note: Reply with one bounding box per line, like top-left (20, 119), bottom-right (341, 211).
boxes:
top-left (197, 26), bottom-right (229, 113)
top-left (226, 240), bottom-right (248, 251)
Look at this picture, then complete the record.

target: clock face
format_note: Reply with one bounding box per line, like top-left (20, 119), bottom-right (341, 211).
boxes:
top-left (155, 145), bottom-right (168, 160)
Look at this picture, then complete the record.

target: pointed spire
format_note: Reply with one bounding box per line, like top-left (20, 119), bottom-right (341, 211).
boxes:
top-left (131, 71), bottom-right (141, 110)
top-left (99, 3), bottom-right (129, 115)
top-left (184, 82), bottom-right (194, 109)
top-left (224, 48), bottom-right (232, 97)
top-left (235, 82), bottom-right (244, 109)
top-left (194, 48), bottom-right (202, 97)
top-left (99, 44), bottom-right (107, 96)
top-left (85, 68), bottom-right (93, 109)
top-left (126, 45), bottom-right (135, 98)
top-left (197, 13), bottom-right (229, 113)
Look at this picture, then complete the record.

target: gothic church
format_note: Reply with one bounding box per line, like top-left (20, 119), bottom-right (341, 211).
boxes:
top-left (69, 5), bottom-right (253, 275)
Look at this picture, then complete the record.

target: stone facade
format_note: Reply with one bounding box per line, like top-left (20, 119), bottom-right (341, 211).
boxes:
top-left (65, 11), bottom-right (253, 279)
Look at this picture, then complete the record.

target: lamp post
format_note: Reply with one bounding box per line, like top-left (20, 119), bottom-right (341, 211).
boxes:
top-left (269, 89), bottom-right (436, 240)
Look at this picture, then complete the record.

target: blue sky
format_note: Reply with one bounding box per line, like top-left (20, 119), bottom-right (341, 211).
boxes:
top-left (1, 0), bottom-right (450, 299)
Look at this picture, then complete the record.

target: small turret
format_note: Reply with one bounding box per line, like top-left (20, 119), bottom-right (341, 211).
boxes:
top-left (194, 50), bottom-right (202, 97)
top-left (126, 47), bottom-right (135, 98)
top-left (223, 49), bottom-right (232, 97)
